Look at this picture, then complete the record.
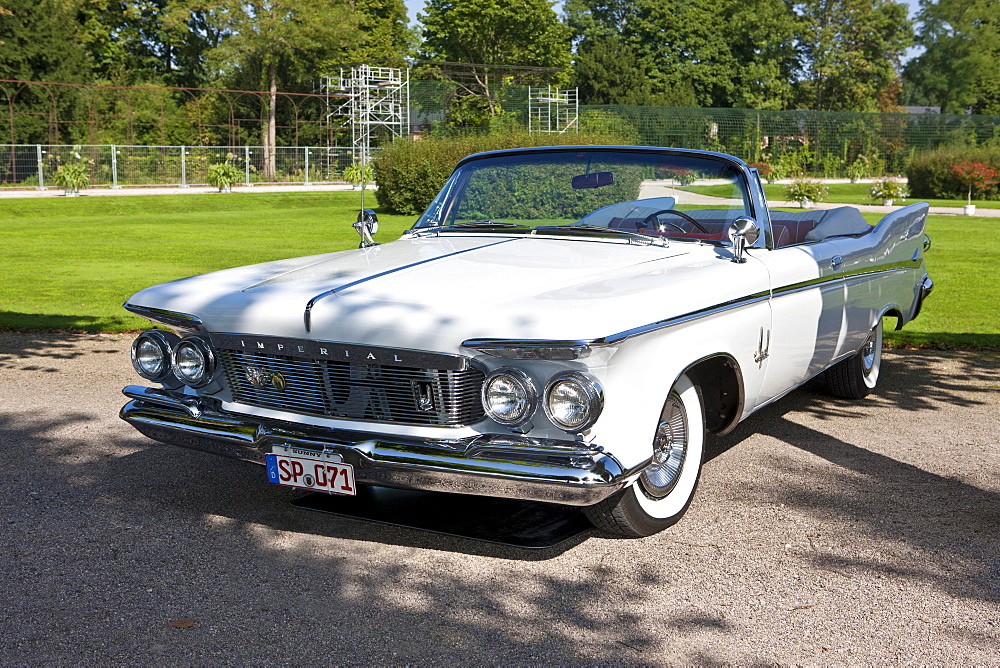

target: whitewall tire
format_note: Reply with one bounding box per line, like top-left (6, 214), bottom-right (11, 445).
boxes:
top-left (824, 319), bottom-right (883, 399)
top-left (584, 374), bottom-right (705, 537)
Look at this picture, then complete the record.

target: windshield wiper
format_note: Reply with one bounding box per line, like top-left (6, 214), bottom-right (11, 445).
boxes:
top-left (537, 224), bottom-right (664, 245)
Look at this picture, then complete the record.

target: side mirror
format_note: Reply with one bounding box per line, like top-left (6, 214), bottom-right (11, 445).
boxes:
top-left (728, 217), bottom-right (760, 264)
top-left (354, 209), bottom-right (379, 248)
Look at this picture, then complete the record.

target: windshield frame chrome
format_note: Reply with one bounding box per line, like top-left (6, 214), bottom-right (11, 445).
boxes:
top-left (408, 146), bottom-right (768, 250)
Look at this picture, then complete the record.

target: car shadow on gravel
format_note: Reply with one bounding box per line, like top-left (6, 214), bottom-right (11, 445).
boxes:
top-left (705, 350), bottom-right (999, 605)
top-left (0, 411), bottom-right (670, 663)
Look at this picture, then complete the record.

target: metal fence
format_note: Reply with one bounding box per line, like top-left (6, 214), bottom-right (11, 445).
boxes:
top-left (0, 144), bottom-right (358, 189)
top-left (586, 106), bottom-right (1000, 176)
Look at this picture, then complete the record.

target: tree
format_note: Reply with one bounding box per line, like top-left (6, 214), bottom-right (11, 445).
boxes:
top-left (0, 5), bottom-right (10, 46)
top-left (572, 34), bottom-right (658, 105)
top-left (168, 0), bottom-right (359, 178)
top-left (418, 0), bottom-right (571, 121)
top-left (330, 0), bottom-right (413, 67)
top-left (0, 0), bottom-right (93, 143)
top-left (567, 0), bottom-right (799, 109)
top-left (725, 0), bottom-right (800, 110)
top-left (795, 0), bottom-right (913, 112)
top-left (903, 0), bottom-right (1000, 114)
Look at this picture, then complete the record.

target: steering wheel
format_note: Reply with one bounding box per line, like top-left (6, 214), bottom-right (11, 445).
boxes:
top-left (640, 209), bottom-right (710, 233)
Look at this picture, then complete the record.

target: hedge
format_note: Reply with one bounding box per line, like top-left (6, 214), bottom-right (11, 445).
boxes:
top-left (372, 122), bottom-right (637, 215)
top-left (906, 146), bottom-right (1000, 200)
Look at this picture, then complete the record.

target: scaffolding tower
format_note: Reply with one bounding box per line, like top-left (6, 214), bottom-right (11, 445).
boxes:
top-left (528, 86), bottom-right (579, 134)
top-left (323, 66), bottom-right (410, 167)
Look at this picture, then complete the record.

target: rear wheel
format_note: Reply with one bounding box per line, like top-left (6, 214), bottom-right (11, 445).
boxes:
top-left (584, 374), bottom-right (705, 537)
top-left (823, 319), bottom-right (883, 399)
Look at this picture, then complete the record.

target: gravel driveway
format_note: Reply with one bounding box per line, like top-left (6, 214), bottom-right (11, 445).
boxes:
top-left (1, 332), bottom-right (997, 663)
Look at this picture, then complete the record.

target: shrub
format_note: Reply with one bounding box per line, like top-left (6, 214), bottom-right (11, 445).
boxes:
top-left (906, 146), bottom-right (1000, 199)
top-left (784, 178), bottom-right (828, 207)
top-left (655, 166), bottom-right (697, 185)
top-left (950, 161), bottom-right (999, 205)
top-left (206, 159), bottom-right (242, 192)
top-left (868, 179), bottom-right (908, 203)
top-left (51, 162), bottom-right (91, 194)
top-left (342, 162), bottom-right (374, 186)
top-left (372, 126), bottom-right (636, 215)
top-left (846, 154), bottom-right (874, 183)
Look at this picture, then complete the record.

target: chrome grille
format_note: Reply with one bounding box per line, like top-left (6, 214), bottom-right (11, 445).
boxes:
top-left (219, 350), bottom-right (486, 427)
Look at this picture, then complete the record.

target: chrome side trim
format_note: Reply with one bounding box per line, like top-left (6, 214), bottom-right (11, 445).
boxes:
top-left (302, 239), bottom-right (517, 331)
top-left (124, 304), bottom-right (203, 327)
top-left (464, 261), bottom-right (921, 352)
top-left (462, 339), bottom-right (594, 360)
top-left (599, 291), bottom-right (771, 345)
top-left (121, 391), bottom-right (644, 506)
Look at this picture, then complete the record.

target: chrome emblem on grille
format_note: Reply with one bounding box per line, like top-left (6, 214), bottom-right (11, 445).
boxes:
top-left (269, 372), bottom-right (287, 392)
top-left (245, 366), bottom-right (287, 391)
top-left (245, 365), bottom-right (269, 388)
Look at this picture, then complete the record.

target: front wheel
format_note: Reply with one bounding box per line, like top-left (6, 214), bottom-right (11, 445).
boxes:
top-left (823, 319), bottom-right (883, 399)
top-left (584, 374), bottom-right (705, 537)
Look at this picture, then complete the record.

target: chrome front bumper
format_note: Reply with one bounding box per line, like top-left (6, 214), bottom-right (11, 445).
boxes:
top-left (120, 385), bottom-right (642, 506)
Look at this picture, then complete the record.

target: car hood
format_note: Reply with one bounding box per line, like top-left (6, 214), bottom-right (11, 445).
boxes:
top-left (127, 235), bottom-right (759, 353)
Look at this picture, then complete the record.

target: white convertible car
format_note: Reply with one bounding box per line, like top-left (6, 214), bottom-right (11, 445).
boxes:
top-left (120, 146), bottom-right (933, 537)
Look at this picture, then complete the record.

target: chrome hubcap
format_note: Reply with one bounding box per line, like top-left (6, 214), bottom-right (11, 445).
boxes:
top-left (641, 393), bottom-right (687, 498)
top-left (862, 329), bottom-right (877, 375)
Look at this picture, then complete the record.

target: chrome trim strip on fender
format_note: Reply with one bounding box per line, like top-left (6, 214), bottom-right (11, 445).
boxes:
top-left (124, 304), bottom-right (203, 327)
top-left (462, 339), bottom-right (595, 360)
top-left (465, 260), bottom-right (922, 353)
top-left (600, 291), bottom-right (772, 345)
top-left (303, 239), bottom-right (517, 331)
top-left (120, 391), bottom-right (645, 506)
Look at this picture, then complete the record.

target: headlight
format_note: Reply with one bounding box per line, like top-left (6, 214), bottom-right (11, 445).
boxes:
top-left (130, 330), bottom-right (178, 381)
top-left (544, 371), bottom-right (604, 432)
top-left (481, 367), bottom-right (537, 428)
top-left (170, 337), bottom-right (217, 387)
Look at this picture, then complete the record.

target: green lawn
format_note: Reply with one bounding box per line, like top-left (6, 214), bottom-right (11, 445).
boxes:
top-left (1, 192), bottom-right (418, 331)
top-left (685, 182), bottom-right (1000, 209)
top-left (2, 192), bottom-right (997, 349)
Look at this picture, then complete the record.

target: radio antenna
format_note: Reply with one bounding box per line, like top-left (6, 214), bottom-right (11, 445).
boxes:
top-left (360, 141), bottom-right (366, 214)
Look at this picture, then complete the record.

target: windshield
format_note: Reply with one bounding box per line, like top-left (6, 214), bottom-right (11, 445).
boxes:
top-left (413, 148), bottom-right (752, 241)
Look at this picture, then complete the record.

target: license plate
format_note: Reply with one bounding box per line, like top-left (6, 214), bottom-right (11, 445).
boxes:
top-left (265, 446), bottom-right (356, 496)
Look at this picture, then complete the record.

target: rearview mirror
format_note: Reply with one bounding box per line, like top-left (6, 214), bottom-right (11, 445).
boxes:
top-left (572, 172), bottom-right (614, 189)
top-left (354, 209), bottom-right (379, 248)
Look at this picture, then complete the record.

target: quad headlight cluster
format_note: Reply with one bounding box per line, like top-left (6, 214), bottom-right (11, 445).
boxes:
top-left (130, 330), bottom-right (217, 388)
top-left (481, 367), bottom-right (603, 433)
